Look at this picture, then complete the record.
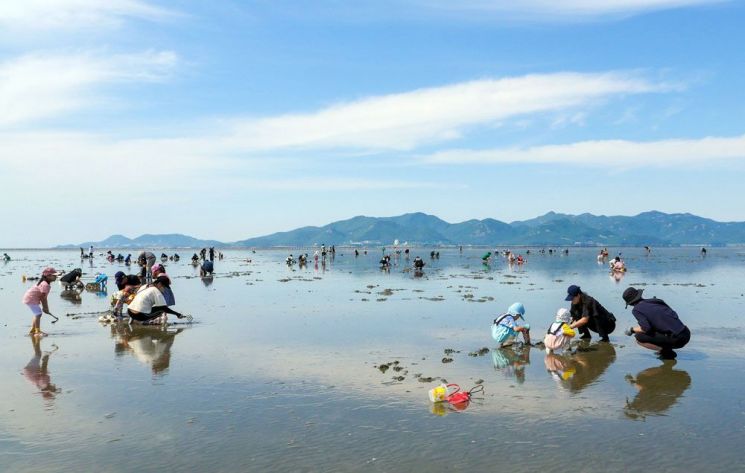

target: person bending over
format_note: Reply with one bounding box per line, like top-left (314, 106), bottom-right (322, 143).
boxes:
top-left (127, 276), bottom-right (184, 324)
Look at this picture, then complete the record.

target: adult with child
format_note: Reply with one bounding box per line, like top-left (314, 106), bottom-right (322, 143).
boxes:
top-left (622, 287), bottom-right (691, 360)
top-left (127, 275), bottom-right (185, 324)
top-left (565, 285), bottom-right (616, 342)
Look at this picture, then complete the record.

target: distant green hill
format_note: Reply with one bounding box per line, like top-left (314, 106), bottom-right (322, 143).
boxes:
top-left (56, 211), bottom-right (745, 248)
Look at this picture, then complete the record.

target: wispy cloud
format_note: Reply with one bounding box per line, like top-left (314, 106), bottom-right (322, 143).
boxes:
top-left (0, 0), bottom-right (174, 31)
top-left (416, 0), bottom-right (727, 19)
top-left (420, 134), bottom-right (745, 167)
top-left (0, 51), bottom-right (178, 126)
top-left (223, 72), bottom-right (675, 152)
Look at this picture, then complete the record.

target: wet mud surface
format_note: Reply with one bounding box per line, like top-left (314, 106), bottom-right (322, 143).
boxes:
top-left (1, 247), bottom-right (744, 472)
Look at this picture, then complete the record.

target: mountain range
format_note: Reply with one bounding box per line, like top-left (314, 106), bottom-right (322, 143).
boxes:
top-left (56, 211), bottom-right (745, 248)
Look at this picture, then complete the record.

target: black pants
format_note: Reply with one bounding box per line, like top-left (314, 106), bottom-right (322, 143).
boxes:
top-left (578, 314), bottom-right (616, 340)
top-left (128, 306), bottom-right (182, 322)
top-left (635, 326), bottom-right (690, 351)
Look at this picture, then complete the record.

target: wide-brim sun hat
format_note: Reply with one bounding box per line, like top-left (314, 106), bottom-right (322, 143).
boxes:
top-left (622, 287), bottom-right (644, 308)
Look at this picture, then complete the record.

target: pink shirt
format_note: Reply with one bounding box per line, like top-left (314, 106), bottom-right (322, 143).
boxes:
top-left (23, 281), bottom-right (51, 305)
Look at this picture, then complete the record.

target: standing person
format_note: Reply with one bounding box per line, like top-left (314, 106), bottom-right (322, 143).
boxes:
top-left (209, 247), bottom-right (215, 261)
top-left (565, 285), bottom-right (616, 342)
top-left (88, 245), bottom-right (94, 258)
top-left (622, 287), bottom-right (691, 359)
top-left (137, 251), bottom-right (157, 282)
top-left (80, 248), bottom-right (84, 258)
top-left (200, 248), bottom-right (207, 260)
top-left (22, 267), bottom-right (58, 336)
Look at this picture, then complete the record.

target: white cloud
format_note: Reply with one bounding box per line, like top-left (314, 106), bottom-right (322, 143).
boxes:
top-left (420, 134), bottom-right (745, 167)
top-left (417, 0), bottom-right (726, 18)
top-left (0, 51), bottom-right (178, 126)
top-left (0, 0), bottom-right (173, 31)
top-left (224, 72), bottom-right (673, 152)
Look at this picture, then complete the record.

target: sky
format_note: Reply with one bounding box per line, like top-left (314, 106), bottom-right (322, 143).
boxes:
top-left (1, 0), bottom-right (745, 247)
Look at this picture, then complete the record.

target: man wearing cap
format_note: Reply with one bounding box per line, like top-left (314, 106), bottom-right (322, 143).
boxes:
top-left (622, 287), bottom-right (690, 359)
top-left (565, 285), bottom-right (616, 342)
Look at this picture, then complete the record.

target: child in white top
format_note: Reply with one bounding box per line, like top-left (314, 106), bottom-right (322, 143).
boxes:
top-left (544, 308), bottom-right (576, 354)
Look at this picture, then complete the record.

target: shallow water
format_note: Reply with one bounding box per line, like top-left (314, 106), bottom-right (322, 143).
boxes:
top-left (1, 248), bottom-right (744, 472)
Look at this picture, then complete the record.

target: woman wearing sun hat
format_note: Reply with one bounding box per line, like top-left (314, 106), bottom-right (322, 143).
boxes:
top-left (622, 287), bottom-right (690, 360)
top-left (22, 267), bottom-right (59, 336)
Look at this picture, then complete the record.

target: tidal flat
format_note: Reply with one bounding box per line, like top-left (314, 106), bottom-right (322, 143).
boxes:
top-left (1, 248), bottom-right (744, 472)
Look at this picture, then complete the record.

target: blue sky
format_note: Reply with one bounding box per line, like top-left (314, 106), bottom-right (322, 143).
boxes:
top-left (2, 0), bottom-right (744, 247)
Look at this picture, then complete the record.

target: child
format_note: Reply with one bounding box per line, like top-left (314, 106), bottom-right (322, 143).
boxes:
top-left (22, 267), bottom-right (58, 336)
top-left (491, 302), bottom-right (531, 347)
top-left (544, 308), bottom-right (576, 354)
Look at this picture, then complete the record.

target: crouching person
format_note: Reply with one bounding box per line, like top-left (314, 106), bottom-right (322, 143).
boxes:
top-left (622, 287), bottom-right (691, 360)
top-left (128, 276), bottom-right (185, 324)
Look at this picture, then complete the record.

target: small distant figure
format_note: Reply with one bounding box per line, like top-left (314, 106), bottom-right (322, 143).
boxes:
top-left (2, 252), bottom-right (10, 262)
top-left (200, 248), bottom-right (207, 260)
top-left (622, 287), bottom-right (691, 360)
top-left (286, 254), bottom-right (296, 265)
top-left (209, 247), bottom-right (215, 262)
top-left (491, 302), bottom-right (531, 348)
top-left (191, 253), bottom-right (200, 264)
top-left (644, 246), bottom-right (652, 254)
top-left (125, 254), bottom-right (132, 265)
top-left (80, 248), bottom-right (84, 258)
top-left (701, 247), bottom-right (707, 256)
top-left (611, 256), bottom-right (626, 273)
top-left (459, 245), bottom-right (463, 253)
top-left (516, 254), bottom-right (525, 265)
top-left (563, 249), bottom-right (569, 255)
top-left (88, 245), bottom-right (94, 259)
top-left (173, 253), bottom-right (180, 261)
top-left (161, 253), bottom-right (168, 261)
top-left (354, 249), bottom-right (359, 257)
top-left (543, 308), bottom-right (576, 354)
top-left (379, 255), bottom-right (391, 269)
top-left (413, 256), bottom-right (425, 269)
top-left (481, 251), bottom-right (492, 264)
top-left (200, 260), bottom-right (214, 277)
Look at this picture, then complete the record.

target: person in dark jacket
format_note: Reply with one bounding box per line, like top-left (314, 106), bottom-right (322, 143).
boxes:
top-left (622, 287), bottom-right (690, 359)
top-left (565, 285), bottom-right (616, 342)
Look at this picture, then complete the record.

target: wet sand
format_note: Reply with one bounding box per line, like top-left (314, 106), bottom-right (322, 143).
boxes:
top-left (0, 248), bottom-right (744, 472)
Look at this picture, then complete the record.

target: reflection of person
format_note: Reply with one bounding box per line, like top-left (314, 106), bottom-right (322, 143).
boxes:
top-left (624, 361), bottom-right (691, 420)
top-left (622, 287), bottom-right (691, 360)
top-left (112, 324), bottom-right (183, 375)
top-left (491, 345), bottom-right (531, 384)
top-left (547, 342), bottom-right (616, 393)
top-left (544, 352), bottom-right (576, 385)
top-left (23, 337), bottom-right (60, 401)
top-left (566, 285), bottom-right (616, 342)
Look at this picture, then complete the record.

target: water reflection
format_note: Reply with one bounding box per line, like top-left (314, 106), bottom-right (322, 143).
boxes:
top-left (544, 342), bottom-right (617, 392)
top-left (111, 324), bottom-right (184, 375)
top-left (201, 275), bottom-right (214, 287)
top-left (60, 289), bottom-right (83, 304)
top-left (22, 337), bottom-right (61, 404)
top-left (491, 345), bottom-right (531, 384)
top-left (624, 361), bottom-right (691, 420)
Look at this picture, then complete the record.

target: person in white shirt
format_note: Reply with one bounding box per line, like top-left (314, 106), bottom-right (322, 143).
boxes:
top-left (127, 276), bottom-right (184, 324)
